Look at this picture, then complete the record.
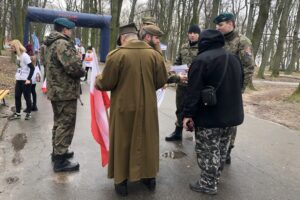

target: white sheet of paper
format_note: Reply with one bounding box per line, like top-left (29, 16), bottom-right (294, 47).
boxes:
top-left (170, 64), bottom-right (188, 74)
top-left (156, 88), bottom-right (165, 108)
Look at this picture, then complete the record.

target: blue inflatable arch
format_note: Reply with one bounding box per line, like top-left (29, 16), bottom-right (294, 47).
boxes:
top-left (24, 6), bottom-right (111, 62)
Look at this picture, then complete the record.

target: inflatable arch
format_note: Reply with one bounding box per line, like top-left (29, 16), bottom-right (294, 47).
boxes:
top-left (24, 6), bottom-right (111, 62)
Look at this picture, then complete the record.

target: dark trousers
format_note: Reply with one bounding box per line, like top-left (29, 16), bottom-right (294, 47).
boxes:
top-left (31, 84), bottom-right (37, 107)
top-left (175, 84), bottom-right (187, 127)
top-left (84, 67), bottom-right (90, 80)
top-left (15, 80), bottom-right (32, 113)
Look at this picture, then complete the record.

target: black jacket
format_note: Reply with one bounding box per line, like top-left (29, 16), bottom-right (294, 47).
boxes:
top-left (183, 29), bottom-right (244, 128)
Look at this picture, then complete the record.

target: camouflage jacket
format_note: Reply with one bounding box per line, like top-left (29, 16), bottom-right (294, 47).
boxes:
top-left (45, 31), bottom-right (85, 101)
top-left (168, 41), bottom-right (199, 84)
top-left (224, 30), bottom-right (255, 92)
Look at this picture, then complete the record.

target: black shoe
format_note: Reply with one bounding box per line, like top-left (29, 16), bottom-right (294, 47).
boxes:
top-left (225, 155), bottom-right (231, 164)
top-left (51, 150), bottom-right (74, 162)
top-left (165, 127), bottom-right (182, 141)
top-left (53, 158), bottom-right (79, 172)
top-left (24, 113), bottom-right (31, 120)
top-left (31, 106), bottom-right (38, 111)
top-left (226, 145), bottom-right (233, 164)
top-left (114, 180), bottom-right (128, 196)
top-left (8, 113), bottom-right (21, 120)
top-left (189, 180), bottom-right (217, 195)
top-left (141, 178), bottom-right (156, 191)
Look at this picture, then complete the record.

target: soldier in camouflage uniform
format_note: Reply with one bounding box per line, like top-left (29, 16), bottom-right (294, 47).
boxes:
top-left (165, 25), bottom-right (201, 141)
top-left (182, 29), bottom-right (244, 195)
top-left (45, 18), bottom-right (85, 172)
top-left (214, 12), bottom-right (255, 164)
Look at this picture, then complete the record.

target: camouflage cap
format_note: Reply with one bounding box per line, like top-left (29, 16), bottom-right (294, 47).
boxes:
top-left (142, 16), bottom-right (156, 25)
top-left (53, 18), bottom-right (75, 29)
top-left (213, 12), bottom-right (235, 24)
top-left (117, 23), bottom-right (138, 45)
top-left (143, 25), bottom-right (164, 37)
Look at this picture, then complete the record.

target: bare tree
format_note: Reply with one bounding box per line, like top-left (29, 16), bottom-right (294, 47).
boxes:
top-left (245, 0), bottom-right (255, 38)
top-left (128, 0), bottom-right (138, 23)
top-left (257, 0), bottom-right (285, 78)
top-left (110, 0), bottom-right (123, 50)
top-left (208, 0), bottom-right (221, 29)
top-left (285, 1), bottom-right (300, 74)
top-left (190, 0), bottom-right (200, 25)
top-left (271, 0), bottom-right (293, 77)
top-left (251, 0), bottom-right (271, 59)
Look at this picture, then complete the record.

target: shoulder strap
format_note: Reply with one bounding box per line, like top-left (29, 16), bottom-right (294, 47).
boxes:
top-left (215, 53), bottom-right (229, 91)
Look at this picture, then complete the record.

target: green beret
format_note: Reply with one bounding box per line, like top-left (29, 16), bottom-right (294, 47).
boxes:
top-left (213, 12), bottom-right (235, 24)
top-left (53, 18), bottom-right (75, 29)
top-left (143, 25), bottom-right (164, 37)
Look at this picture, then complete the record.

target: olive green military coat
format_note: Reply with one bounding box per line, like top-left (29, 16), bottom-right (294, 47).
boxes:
top-left (95, 39), bottom-right (167, 184)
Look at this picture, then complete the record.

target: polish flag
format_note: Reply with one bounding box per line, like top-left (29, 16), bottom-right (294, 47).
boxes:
top-left (90, 49), bottom-right (110, 167)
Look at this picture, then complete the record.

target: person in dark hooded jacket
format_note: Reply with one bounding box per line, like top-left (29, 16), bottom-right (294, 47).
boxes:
top-left (182, 29), bottom-right (244, 195)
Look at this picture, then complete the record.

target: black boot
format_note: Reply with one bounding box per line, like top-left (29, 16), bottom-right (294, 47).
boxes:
top-left (51, 150), bottom-right (74, 162)
top-left (114, 180), bottom-right (128, 196)
top-left (53, 155), bottom-right (79, 172)
top-left (31, 105), bottom-right (38, 111)
top-left (141, 178), bottom-right (156, 191)
top-left (226, 145), bottom-right (234, 164)
top-left (165, 126), bottom-right (182, 141)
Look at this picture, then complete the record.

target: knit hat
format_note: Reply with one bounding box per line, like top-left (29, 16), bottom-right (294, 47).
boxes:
top-left (188, 25), bottom-right (201, 34)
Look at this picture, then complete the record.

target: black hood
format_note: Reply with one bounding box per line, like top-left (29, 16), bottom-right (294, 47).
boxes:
top-left (44, 31), bottom-right (69, 47)
top-left (198, 29), bottom-right (225, 54)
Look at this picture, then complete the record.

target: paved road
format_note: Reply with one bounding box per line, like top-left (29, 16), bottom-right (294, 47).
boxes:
top-left (0, 83), bottom-right (299, 200)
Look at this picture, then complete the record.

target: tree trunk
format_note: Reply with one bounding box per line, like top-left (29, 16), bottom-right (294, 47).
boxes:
top-left (90, 0), bottom-right (98, 48)
top-left (289, 83), bottom-right (300, 102)
top-left (110, 0), bottom-right (123, 50)
top-left (251, 0), bottom-right (272, 59)
top-left (271, 0), bottom-right (293, 77)
top-left (161, 1), bottom-right (175, 43)
top-left (82, 0), bottom-right (90, 47)
top-left (257, 0), bottom-right (284, 78)
top-left (0, 0), bottom-right (8, 54)
top-left (285, 1), bottom-right (300, 74)
top-left (208, 0), bottom-right (220, 29)
top-left (246, 0), bottom-right (255, 38)
top-left (128, 0), bottom-right (138, 23)
top-left (190, 0), bottom-right (200, 25)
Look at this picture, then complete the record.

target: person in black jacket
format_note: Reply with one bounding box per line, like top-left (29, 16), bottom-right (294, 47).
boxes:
top-left (182, 29), bottom-right (244, 195)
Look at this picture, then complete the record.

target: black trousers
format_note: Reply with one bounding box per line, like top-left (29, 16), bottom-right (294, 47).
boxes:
top-left (31, 84), bottom-right (37, 107)
top-left (15, 80), bottom-right (32, 113)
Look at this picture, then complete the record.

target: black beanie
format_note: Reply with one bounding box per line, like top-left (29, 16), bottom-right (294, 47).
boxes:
top-left (188, 25), bottom-right (201, 34)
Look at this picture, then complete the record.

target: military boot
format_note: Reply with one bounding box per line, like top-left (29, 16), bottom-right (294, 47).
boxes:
top-left (141, 178), bottom-right (156, 191)
top-left (226, 145), bottom-right (234, 164)
top-left (53, 155), bottom-right (79, 173)
top-left (51, 150), bottom-right (74, 162)
top-left (189, 180), bottom-right (217, 195)
top-left (114, 180), bottom-right (128, 196)
top-left (165, 126), bottom-right (182, 141)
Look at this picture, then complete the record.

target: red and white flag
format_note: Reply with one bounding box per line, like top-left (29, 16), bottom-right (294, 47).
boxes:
top-left (90, 49), bottom-right (110, 167)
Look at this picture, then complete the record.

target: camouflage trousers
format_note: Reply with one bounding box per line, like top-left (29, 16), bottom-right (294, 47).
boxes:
top-left (51, 100), bottom-right (77, 155)
top-left (195, 127), bottom-right (234, 187)
top-left (175, 84), bottom-right (187, 127)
